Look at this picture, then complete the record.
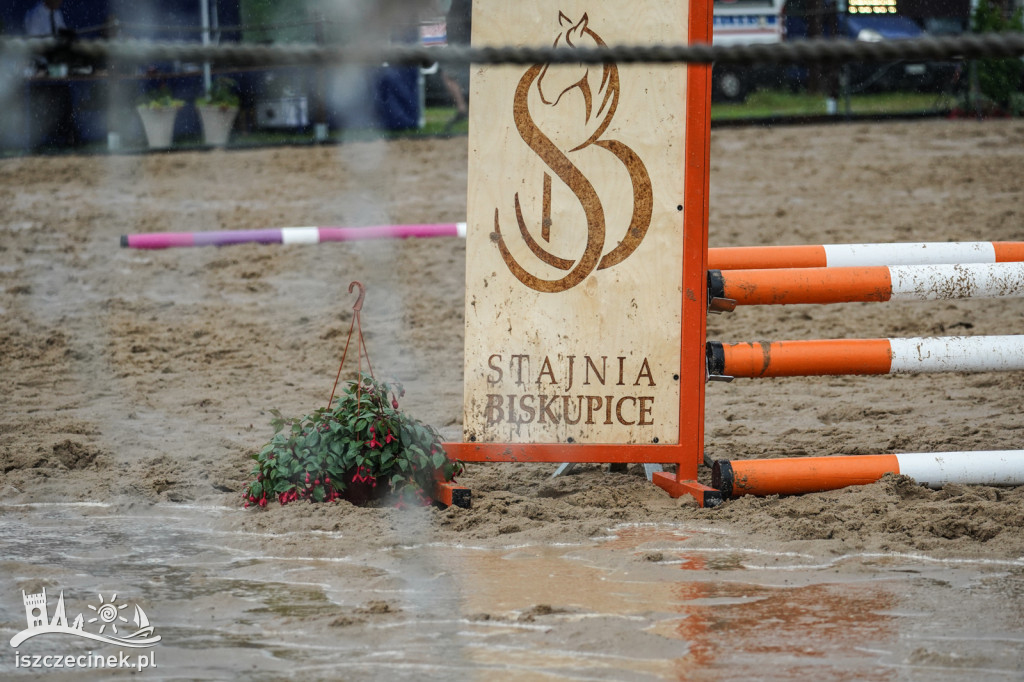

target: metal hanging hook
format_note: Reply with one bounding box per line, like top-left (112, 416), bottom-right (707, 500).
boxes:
top-left (348, 281), bottom-right (365, 312)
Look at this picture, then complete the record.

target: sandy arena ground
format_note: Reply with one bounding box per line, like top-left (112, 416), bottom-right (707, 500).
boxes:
top-left (2, 119), bottom-right (1024, 680)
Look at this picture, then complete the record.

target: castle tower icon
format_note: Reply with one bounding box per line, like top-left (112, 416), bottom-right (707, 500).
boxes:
top-left (23, 589), bottom-right (48, 629)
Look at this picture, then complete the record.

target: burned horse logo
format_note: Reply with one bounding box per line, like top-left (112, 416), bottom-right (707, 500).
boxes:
top-left (495, 12), bottom-right (653, 293)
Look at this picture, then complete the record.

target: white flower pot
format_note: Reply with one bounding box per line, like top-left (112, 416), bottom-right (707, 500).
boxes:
top-left (197, 104), bottom-right (239, 147)
top-left (136, 104), bottom-right (181, 149)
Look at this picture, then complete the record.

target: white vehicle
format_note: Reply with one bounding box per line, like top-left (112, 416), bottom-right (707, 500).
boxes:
top-left (711, 0), bottom-right (786, 101)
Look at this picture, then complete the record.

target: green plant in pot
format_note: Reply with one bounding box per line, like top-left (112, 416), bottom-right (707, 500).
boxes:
top-left (243, 282), bottom-right (462, 509)
top-left (136, 85), bottom-right (184, 149)
top-left (196, 77), bottom-right (240, 147)
top-left (243, 374), bottom-right (463, 508)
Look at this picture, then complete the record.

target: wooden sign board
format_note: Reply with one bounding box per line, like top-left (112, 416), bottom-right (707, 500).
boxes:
top-left (447, 0), bottom-right (716, 505)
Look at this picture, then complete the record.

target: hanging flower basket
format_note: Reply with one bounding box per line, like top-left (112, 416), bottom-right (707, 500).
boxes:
top-left (242, 282), bottom-right (464, 508)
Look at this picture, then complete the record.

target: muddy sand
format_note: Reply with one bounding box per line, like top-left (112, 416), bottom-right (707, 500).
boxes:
top-left (2, 120), bottom-right (1024, 680)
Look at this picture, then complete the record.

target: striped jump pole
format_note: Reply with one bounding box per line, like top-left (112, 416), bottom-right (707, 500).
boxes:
top-left (708, 262), bottom-right (1024, 308)
top-left (120, 223), bottom-right (467, 249)
top-left (709, 241), bottom-right (1024, 271)
top-left (706, 335), bottom-right (1024, 379)
top-left (712, 451), bottom-right (1024, 498)
top-left (121, 227), bottom-right (1024, 271)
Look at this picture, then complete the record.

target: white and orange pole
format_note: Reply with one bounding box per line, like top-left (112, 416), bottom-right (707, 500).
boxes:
top-left (712, 451), bottom-right (1024, 498)
top-left (708, 241), bottom-right (1024, 271)
top-left (707, 335), bottom-right (1024, 379)
top-left (709, 262), bottom-right (1024, 307)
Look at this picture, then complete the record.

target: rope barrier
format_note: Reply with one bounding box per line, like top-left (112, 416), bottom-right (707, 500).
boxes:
top-left (3, 32), bottom-right (1023, 68)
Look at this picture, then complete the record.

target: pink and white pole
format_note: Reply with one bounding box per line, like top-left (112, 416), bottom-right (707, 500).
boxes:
top-left (121, 223), bottom-right (468, 249)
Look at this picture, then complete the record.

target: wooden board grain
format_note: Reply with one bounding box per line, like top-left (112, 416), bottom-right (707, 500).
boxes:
top-left (463, 1), bottom-right (693, 445)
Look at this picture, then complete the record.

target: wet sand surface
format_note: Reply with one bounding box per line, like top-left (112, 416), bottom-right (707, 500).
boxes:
top-left (2, 120), bottom-right (1024, 679)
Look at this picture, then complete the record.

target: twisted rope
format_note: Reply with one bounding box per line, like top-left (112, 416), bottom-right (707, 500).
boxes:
top-left (3, 32), bottom-right (1023, 68)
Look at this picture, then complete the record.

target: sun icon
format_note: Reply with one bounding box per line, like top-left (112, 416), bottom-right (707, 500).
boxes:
top-left (87, 593), bottom-right (129, 634)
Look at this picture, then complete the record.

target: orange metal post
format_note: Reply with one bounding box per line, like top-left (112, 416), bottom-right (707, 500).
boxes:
top-left (445, 442), bottom-right (675, 463)
top-left (652, 0), bottom-right (720, 508)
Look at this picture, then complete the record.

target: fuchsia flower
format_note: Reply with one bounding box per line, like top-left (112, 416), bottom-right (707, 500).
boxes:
top-left (351, 465), bottom-right (376, 485)
top-left (385, 431), bottom-right (396, 444)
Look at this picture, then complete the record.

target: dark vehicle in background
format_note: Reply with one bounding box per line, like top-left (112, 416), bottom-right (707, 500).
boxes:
top-left (782, 0), bottom-right (965, 94)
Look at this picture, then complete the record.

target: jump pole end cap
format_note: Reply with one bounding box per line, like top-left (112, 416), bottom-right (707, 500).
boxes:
top-left (711, 459), bottom-right (735, 499)
top-left (120, 235), bottom-right (128, 248)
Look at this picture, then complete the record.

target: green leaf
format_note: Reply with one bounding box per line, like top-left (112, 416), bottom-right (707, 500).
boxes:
top-left (432, 451), bottom-right (448, 469)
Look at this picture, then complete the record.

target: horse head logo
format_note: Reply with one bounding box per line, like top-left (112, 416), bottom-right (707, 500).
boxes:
top-left (534, 13), bottom-right (619, 152)
top-left (495, 12), bottom-right (652, 294)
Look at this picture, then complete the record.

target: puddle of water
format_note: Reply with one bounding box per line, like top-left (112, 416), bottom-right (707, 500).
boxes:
top-left (1, 506), bottom-right (1022, 680)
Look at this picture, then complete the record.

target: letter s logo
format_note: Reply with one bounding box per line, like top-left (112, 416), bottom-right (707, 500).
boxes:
top-left (494, 12), bottom-right (654, 294)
